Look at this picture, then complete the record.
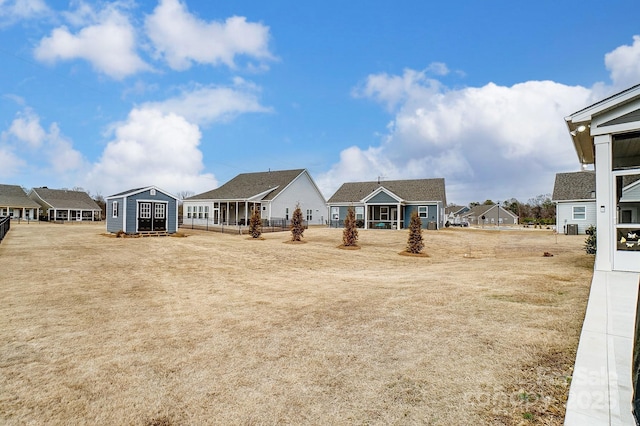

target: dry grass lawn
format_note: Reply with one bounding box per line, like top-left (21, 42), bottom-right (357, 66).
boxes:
top-left (0, 222), bottom-right (593, 425)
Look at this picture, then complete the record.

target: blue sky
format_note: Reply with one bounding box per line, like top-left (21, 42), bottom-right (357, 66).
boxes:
top-left (1, 0), bottom-right (639, 204)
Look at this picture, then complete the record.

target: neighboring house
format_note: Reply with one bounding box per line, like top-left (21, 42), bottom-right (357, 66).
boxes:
top-left (445, 205), bottom-right (469, 226)
top-left (552, 171), bottom-right (596, 235)
top-left (29, 187), bottom-right (102, 221)
top-left (0, 184), bottom-right (41, 219)
top-left (106, 186), bottom-right (178, 234)
top-left (183, 169), bottom-right (327, 226)
top-left (326, 178), bottom-right (447, 230)
top-left (461, 204), bottom-right (518, 226)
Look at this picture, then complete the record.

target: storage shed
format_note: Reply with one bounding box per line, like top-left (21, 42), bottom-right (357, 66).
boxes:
top-left (106, 186), bottom-right (178, 234)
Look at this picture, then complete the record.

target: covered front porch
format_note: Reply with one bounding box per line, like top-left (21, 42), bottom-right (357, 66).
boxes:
top-left (186, 201), bottom-right (263, 226)
top-left (48, 209), bottom-right (101, 221)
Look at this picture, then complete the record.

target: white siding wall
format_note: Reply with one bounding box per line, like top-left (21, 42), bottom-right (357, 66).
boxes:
top-left (556, 201), bottom-right (597, 234)
top-left (270, 172), bottom-right (327, 225)
top-left (182, 200), bottom-right (214, 225)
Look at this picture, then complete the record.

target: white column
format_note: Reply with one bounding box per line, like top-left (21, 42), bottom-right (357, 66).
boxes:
top-left (364, 204), bottom-right (368, 229)
top-left (594, 134), bottom-right (613, 271)
top-left (397, 203), bottom-right (401, 230)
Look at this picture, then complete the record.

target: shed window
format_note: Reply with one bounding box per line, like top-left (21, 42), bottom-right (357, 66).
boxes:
top-left (112, 201), bottom-right (119, 218)
top-left (418, 206), bottom-right (428, 218)
top-left (155, 203), bottom-right (165, 219)
top-left (573, 206), bottom-right (586, 220)
top-left (140, 203), bottom-right (151, 219)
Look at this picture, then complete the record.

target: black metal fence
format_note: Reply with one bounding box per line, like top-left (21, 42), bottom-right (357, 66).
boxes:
top-left (0, 216), bottom-right (10, 244)
top-left (180, 217), bottom-right (307, 234)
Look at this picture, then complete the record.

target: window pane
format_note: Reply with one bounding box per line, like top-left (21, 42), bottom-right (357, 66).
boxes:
top-left (613, 131), bottom-right (640, 170)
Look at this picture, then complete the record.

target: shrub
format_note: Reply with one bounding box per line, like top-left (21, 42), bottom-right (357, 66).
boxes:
top-left (342, 207), bottom-right (359, 247)
top-left (249, 208), bottom-right (262, 238)
top-left (584, 225), bottom-right (596, 255)
top-left (406, 211), bottom-right (424, 254)
top-left (290, 205), bottom-right (304, 241)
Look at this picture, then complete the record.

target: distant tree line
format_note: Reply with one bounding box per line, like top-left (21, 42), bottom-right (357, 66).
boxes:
top-left (465, 194), bottom-right (555, 225)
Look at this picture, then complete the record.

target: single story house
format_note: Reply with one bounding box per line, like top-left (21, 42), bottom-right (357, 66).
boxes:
top-left (461, 204), bottom-right (518, 226)
top-left (183, 169), bottom-right (327, 226)
top-left (106, 186), bottom-right (178, 234)
top-left (552, 171), bottom-right (596, 235)
top-left (326, 178), bottom-right (447, 230)
top-left (28, 187), bottom-right (102, 221)
top-left (445, 205), bottom-right (470, 226)
top-left (0, 184), bottom-right (41, 220)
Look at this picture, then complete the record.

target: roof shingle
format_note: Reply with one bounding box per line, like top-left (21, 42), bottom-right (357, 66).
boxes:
top-left (552, 172), bottom-right (596, 201)
top-left (30, 187), bottom-right (101, 210)
top-left (0, 184), bottom-right (41, 209)
top-left (327, 178), bottom-right (446, 204)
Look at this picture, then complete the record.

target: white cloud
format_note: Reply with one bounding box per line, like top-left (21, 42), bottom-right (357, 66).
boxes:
top-left (0, 146), bottom-right (24, 178)
top-left (1, 109), bottom-right (88, 183)
top-left (321, 76), bottom-right (593, 203)
top-left (86, 108), bottom-right (217, 196)
top-left (0, 0), bottom-right (49, 25)
top-left (605, 35), bottom-right (640, 90)
top-left (7, 109), bottom-right (46, 148)
top-left (33, 4), bottom-right (150, 79)
top-left (145, 0), bottom-right (273, 71)
top-left (142, 80), bottom-right (271, 126)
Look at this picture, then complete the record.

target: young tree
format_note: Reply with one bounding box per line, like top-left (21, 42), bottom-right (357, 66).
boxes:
top-left (290, 204), bottom-right (305, 241)
top-left (249, 207), bottom-right (262, 239)
top-left (406, 210), bottom-right (425, 254)
top-left (342, 206), bottom-right (359, 246)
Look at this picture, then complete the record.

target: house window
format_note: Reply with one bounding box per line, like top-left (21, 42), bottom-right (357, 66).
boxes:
top-left (418, 206), bottom-right (428, 218)
top-left (198, 206), bottom-right (203, 219)
top-left (187, 206), bottom-right (192, 218)
top-left (331, 207), bottom-right (339, 220)
top-left (380, 206), bottom-right (389, 221)
top-left (613, 131), bottom-right (640, 171)
top-left (572, 206), bottom-right (586, 220)
top-left (204, 206), bottom-right (209, 219)
top-left (286, 208), bottom-right (289, 221)
top-left (306, 209), bottom-right (313, 221)
top-left (112, 201), bottom-right (119, 218)
top-left (355, 206), bottom-right (364, 220)
top-left (155, 203), bottom-right (165, 219)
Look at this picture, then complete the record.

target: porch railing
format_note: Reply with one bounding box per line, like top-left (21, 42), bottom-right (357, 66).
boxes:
top-left (0, 216), bottom-right (10, 244)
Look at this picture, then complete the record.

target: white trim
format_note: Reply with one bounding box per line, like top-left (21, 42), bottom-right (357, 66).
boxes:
top-left (361, 186), bottom-right (404, 203)
top-left (572, 205), bottom-right (586, 220)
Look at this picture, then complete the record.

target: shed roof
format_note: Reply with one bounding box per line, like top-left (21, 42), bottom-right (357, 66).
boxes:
top-left (106, 186), bottom-right (178, 200)
top-left (327, 178), bottom-right (446, 204)
top-left (552, 171), bottom-right (596, 201)
top-left (0, 184), bottom-right (41, 209)
top-left (187, 169), bottom-right (306, 201)
top-left (31, 187), bottom-right (101, 210)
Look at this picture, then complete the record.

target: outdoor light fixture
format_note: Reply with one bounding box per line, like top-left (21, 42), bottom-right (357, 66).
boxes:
top-left (570, 124), bottom-right (588, 137)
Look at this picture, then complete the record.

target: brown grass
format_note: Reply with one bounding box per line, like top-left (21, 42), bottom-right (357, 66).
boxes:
top-left (0, 223), bottom-right (593, 425)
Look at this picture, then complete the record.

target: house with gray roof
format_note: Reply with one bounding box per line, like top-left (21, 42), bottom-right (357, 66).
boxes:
top-left (552, 171), bottom-right (596, 234)
top-left (445, 205), bottom-right (470, 226)
top-left (28, 187), bottom-right (102, 221)
top-left (0, 184), bottom-right (41, 220)
top-left (183, 169), bottom-right (327, 226)
top-left (327, 178), bottom-right (447, 230)
top-left (460, 204), bottom-right (518, 226)
top-left (106, 186), bottom-right (178, 234)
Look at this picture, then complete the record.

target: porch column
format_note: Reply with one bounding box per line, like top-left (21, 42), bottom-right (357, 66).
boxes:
top-left (235, 201), bottom-right (238, 224)
top-left (397, 203), bottom-right (401, 230)
top-left (245, 201), bottom-right (248, 225)
top-left (595, 134), bottom-right (613, 271)
top-left (226, 202), bottom-right (230, 224)
top-left (364, 204), bottom-right (368, 229)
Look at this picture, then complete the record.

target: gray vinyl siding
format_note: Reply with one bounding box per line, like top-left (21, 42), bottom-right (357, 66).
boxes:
top-left (368, 191), bottom-right (398, 204)
top-left (556, 201), bottom-right (596, 234)
top-left (405, 204), bottom-right (439, 228)
top-left (106, 197), bottom-right (125, 233)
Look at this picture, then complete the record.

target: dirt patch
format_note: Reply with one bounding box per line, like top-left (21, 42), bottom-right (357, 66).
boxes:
top-left (0, 223), bottom-right (593, 425)
top-left (337, 244), bottom-right (361, 250)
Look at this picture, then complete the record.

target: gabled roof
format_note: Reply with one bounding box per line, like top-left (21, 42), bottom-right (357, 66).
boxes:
top-left (186, 169), bottom-right (306, 201)
top-left (566, 83), bottom-right (640, 165)
top-left (0, 184), bottom-right (41, 209)
top-left (327, 178), bottom-right (446, 204)
top-left (462, 204), bottom-right (518, 219)
top-left (552, 171), bottom-right (596, 201)
top-left (106, 186), bottom-right (178, 200)
top-left (30, 187), bottom-right (101, 210)
top-left (445, 205), bottom-right (468, 215)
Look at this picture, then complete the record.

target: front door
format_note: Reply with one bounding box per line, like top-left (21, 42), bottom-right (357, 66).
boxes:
top-left (153, 203), bottom-right (166, 231)
top-left (138, 202), bottom-right (152, 231)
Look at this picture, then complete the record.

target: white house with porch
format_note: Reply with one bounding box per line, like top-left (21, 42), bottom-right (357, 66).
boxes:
top-left (28, 187), bottom-right (102, 221)
top-left (0, 184), bottom-right (41, 220)
top-left (563, 83), bottom-right (640, 425)
top-left (183, 169), bottom-right (326, 227)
